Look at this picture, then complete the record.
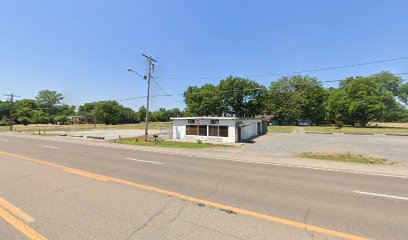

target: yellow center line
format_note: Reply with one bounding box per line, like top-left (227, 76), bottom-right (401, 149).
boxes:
top-left (0, 207), bottom-right (47, 240)
top-left (0, 150), bottom-right (370, 240)
top-left (0, 198), bottom-right (34, 223)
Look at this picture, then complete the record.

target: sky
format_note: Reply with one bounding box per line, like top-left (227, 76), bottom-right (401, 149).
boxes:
top-left (0, 0), bottom-right (407, 111)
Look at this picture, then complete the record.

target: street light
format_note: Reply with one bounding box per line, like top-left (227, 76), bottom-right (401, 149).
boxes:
top-left (127, 68), bottom-right (147, 80)
top-left (128, 67), bottom-right (150, 141)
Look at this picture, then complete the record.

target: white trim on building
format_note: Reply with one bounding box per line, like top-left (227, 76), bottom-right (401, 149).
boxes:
top-left (171, 117), bottom-right (263, 143)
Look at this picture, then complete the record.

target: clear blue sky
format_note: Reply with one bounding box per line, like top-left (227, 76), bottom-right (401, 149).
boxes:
top-left (1, 0), bottom-right (407, 111)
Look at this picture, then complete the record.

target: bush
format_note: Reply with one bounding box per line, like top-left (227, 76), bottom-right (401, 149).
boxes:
top-left (334, 120), bottom-right (344, 129)
top-left (0, 120), bottom-right (9, 126)
top-left (18, 117), bottom-right (31, 126)
top-left (197, 139), bottom-right (203, 144)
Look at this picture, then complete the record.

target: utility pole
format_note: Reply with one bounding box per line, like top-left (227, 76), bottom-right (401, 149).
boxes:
top-left (142, 54), bottom-right (157, 142)
top-left (4, 93), bottom-right (20, 131)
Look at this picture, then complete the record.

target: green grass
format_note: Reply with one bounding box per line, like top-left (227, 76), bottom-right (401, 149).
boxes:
top-left (299, 152), bottom-right (389, 164)
top-left (5, 123), bottom-right (172, 132)
top-left (118, 139), bottom-right (230, 149)
top-left (267, 126), bottom-right (297, 133)
top-left (304, 125), bottom-right (408, 135)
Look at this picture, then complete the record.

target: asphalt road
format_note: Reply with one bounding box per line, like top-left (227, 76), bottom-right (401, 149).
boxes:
top-left (1, 135), bottom-right (408, 240)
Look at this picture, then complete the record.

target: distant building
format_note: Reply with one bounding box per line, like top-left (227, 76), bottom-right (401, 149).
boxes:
top-left (69, 115), bottom-right (96, 124)
top-left (171, 117), bottom-right (266, 143)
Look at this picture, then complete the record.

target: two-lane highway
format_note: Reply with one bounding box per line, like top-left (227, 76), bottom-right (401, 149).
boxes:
top-left (1, 134), bottom-right (408, 239)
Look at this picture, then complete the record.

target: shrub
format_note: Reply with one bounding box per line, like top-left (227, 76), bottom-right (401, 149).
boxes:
top-left (18, 117), bottom-right (31, 126)
top-left (334, 120), bottom-right (344, 129)
top-left (197, 139), bottom-right (203, 144)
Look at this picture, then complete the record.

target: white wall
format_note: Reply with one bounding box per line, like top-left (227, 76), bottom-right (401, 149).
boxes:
top-left (172, 118), bottom-right (261, 143)
top-left (172, 119), bottom-right (236, 143)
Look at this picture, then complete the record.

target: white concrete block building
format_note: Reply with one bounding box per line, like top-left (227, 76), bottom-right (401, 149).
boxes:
top-left (171, 117), bottom-right (263, 143)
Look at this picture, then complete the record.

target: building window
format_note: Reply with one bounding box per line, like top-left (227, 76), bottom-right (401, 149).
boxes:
top-left (186, 125), bottom-right (198, 135)
top-left (187, 120), bottom-right (195, 124)
top-left (199, 125), bottom-right (207, 136)
top-left (209, 125), bottom-right (219, 136)
top-left (219, 126), bottom-right (229, 137)
top-left (210, 120), bottom-right (219, 124)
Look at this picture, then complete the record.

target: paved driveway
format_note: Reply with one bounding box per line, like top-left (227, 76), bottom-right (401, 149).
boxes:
top-left (236, 132), bottom-right (408, 163)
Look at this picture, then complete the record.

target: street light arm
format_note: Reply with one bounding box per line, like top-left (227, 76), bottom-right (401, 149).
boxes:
top-left (127, 68), bottom-right (146, 79)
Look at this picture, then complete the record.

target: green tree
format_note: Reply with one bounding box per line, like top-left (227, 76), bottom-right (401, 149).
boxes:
top-left (31, 110), bottom-right (48, 124)
top-left (325, 88), bottom-right (349, 123)
top-left (167, 108), bottom-right (184, 118)
top-left (35, 90), bottom-right (64, 116)
top-left (218, 76), bottom-right (267, 117)
top-left (340, 76), bottom-right (384, 126)
top-left (268, 75), bottom-right (326, 124)
top-left (184, 84), bottom-right (223, 116)
top-left (138, 106), bottom-right (147, 122)
top-left (0, 100), bottom-right (9, 120)
top-left (78, 102), bottom-right (97, 115)
top-left (94, 101), bottom-right (123, 125)
top-left (14, 99), bottom-right (43, 124)
top-left (120, 107), bottom-right (140, 123)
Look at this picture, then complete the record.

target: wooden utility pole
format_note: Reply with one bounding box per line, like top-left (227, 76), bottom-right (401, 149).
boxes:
top-left (142, 54), bottom-right (157, 142)
top-left (4, 93), bottom-right (20, 131)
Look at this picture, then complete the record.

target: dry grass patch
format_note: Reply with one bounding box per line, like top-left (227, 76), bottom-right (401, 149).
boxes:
top-left (299, 152), bottom-right (391, 164)
top-left (267, 126), bottom-right (297, 133)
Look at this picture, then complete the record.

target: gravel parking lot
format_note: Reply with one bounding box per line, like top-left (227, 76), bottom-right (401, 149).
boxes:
top-left (236, 132), bottom-right (408, 163)
top-left (43, 129), bottom-right (162, 140)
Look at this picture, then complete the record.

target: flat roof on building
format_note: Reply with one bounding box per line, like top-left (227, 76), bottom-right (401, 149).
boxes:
top-left (170, 117), bottom-right (261, 120)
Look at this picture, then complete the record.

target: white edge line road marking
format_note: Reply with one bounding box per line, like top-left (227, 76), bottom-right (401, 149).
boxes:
top-left (41, 145), bottom-right (59, 149)
top-left (152, 151), bottom-right (408, 179)
top-left (0, 139), bottom-right (9, 142)
top-left (125, 157), bottom-right (164, 165)
top-left (353, 191), bottom-right (408, 201)
top-left (3, 134), bottom-right (406, 179)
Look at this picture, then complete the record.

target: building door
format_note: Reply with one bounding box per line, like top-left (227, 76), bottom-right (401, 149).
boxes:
top-left (257, 122), bottom-right (261, 135)
top-left (238, 127), bottom-right (242, 142)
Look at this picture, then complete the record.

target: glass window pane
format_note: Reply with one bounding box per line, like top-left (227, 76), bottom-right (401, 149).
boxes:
top-left (219, 126), bottom-right (228, 137)
top-left (209, 126), bottom-right (219, 136)
top-left (186, 125), bottom-right (198, 135)
top-left (199, 125), bottom-right (207, 136)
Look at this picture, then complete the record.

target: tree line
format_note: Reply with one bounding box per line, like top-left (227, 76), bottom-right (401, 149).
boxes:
top-left (184, 72), bottom-right (408, 126)
top-left (2, 71), bottom-right (407, 127)
top-left (0, 90), bottom-right (184, 126)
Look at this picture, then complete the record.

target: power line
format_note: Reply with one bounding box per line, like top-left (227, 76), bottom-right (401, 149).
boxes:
top-left (155, 56), bottom-right (408, 80)
top-left (151, 79), bottom-right (184, 106)
top-left (116, 72), bottom-right (408, 102)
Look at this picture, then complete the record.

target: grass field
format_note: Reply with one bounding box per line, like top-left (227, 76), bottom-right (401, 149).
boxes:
top-left (299, 152), bottom-right (389, 164)
top-left (118, 138), bottom-right (229, 149)
top-left (267, 126), bottom-right (297, 133)
top-left (304, 125), bottom-right (408, 135)
top-left (0, 122), bottom-right (172, 132)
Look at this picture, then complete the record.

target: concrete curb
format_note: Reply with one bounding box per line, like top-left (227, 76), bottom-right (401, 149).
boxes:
top-left (305, 131), bottom-right (333, 134)
top-left (68, 135), bottom-right (83, 138)
top-left (87, 136), bottom-right (105, 140)
top-left (385, 133), bottom-right (408, 137)
top-left (344, 132), bottom-right (374, 136)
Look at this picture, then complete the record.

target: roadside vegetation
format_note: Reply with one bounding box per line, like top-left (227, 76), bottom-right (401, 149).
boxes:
top-left (267, 126), bottom-right (297, 133)
top-left (184, 72), bottom-right (408, 126)
top-left (1, 72), bottom-right (407, 131)
top-left (3, 122), bottom-right (172, 132)
top-left (304, 125), bottom-right (408, 135)
top-left (118, 138), bottom-right (230, 149)
top-left (299, 152), bottom-right (390, 164)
